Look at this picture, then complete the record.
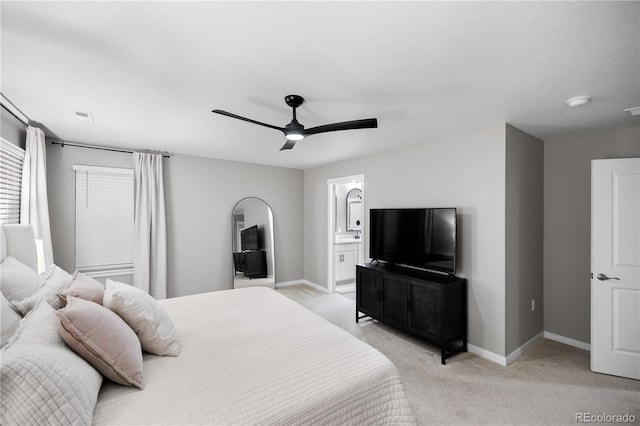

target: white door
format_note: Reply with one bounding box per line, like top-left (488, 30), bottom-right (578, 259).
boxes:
top-left (591, 158), bottom-right (640, 380)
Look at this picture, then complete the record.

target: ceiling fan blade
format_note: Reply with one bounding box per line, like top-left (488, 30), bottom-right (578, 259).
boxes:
top-left (304, 118), bottom-right (378, 136)
top-left (212, 109), bottom-right (284, 132)
top-left (280, 139), bottom-right (297, 151)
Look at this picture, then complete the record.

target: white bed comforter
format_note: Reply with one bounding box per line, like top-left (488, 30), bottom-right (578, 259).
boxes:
top-left (92, 287), bottom-right (415, 425)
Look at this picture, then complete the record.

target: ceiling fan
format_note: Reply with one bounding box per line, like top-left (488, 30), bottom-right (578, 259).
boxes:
top-left (212, 95), bottom-right (378, 150)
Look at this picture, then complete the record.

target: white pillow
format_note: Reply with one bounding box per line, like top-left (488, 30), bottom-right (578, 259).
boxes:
top-left (103, 279), bottom-right (181, 356)
top-left (0, 293), bottom-right (21, 348)
top-left (0, 256), bottom-right (44, 305)
top-left (0, 344), bottom-right (102, 425)
top-left (12, 265), bottom-right (73, 315)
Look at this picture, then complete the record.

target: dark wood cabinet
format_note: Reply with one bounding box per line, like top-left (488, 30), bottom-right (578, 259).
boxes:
top-left (356, 263), bottom-right (467, 364)
top-left (380, 274), bottom-right (408, 328)
top-left (233, 251), bottom-right (267, 279)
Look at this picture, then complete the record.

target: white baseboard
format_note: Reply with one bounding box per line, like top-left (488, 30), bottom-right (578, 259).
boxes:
top-left (301, 280), bottom-right (330, 293)
top-left (506, 332), bottom-right (545, 365)
top-left (544, 331), bottom-right (591, 351)
top-left (275, 280), bottom-right (303, 288)
top-left (468, 344), bottom-right (507, 366)
top-left (468, 332), bottom-right (545, 366)
top-left (275, 280), bottom-right (330, 293)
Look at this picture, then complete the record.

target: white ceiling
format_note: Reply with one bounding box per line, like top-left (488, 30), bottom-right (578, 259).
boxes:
top-left (1, 1), bottom-right (638, 169)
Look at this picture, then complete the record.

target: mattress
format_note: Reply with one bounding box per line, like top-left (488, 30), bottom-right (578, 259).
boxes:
top-left (92, 287), bottom-right (415, 425)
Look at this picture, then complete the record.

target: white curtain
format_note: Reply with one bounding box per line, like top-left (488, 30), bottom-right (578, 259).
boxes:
top-left (132, 152), bottom-right (167, 299)
top-left (20, 126), bottom-right (54, 273)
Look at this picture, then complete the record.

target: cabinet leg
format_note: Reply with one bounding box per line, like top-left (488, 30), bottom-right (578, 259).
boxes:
top-left (355, 310), bottom-right (359, 323)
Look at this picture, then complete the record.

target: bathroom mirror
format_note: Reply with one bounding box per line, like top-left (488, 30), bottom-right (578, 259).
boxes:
top-left (231, 197), bottom-right (275, 289)
top-left (346, 188), bottom-right (362, 232)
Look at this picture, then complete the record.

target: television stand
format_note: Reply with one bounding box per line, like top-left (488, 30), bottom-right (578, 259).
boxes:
top-left (356, 262), bottom-right (467, 364)
top-left (233, 251), bottom-right (267, 279)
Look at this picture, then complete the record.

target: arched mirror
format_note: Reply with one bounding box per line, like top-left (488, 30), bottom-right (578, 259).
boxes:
top-left (232, 197), bottom-right (275, 289)
top-left (346, 188), bottom-right (362, 235)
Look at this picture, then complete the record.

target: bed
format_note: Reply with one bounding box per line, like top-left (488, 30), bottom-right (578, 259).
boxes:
top-left (1, 225), bottom-right (415, 425)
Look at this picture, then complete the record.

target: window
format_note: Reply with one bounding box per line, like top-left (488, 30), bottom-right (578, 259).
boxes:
top-left (0, 138), bottom-right (25, 225)
top-left (74, 165), bottom-right (134, 274)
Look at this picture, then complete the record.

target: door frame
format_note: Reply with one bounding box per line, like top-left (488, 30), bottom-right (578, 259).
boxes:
top-left (327, 174), bottom-right (365, 293)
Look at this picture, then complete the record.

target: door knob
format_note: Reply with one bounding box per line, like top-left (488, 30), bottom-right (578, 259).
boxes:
top-left (596, 273), bottom-right (620, 281)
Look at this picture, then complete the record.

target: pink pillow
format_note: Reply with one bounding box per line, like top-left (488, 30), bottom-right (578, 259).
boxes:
top-left (56, 296), bottom-right (144, 389)
top-left (58, 272), bottom-right (104, 306)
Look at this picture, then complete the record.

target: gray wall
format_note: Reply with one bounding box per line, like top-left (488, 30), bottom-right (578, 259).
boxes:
top-left (1, 109), bottom-right (26, 148)
top-left (304, 124), bottom-right (508, 356)
top-left (46, 143), bottom-right (304, 298)
top-left (505, 124), bottom-right (544, 354)
top-left (543, 124), bottom-right (640, 344)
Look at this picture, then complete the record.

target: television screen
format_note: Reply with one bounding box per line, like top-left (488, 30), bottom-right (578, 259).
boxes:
top-left (240, 225), bottom-right (259, 251)
top-left (369, 208), bottom-right (457, 274)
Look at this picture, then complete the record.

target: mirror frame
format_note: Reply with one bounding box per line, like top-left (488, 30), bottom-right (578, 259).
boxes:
top-left (346, 188), bottom-right (362, 232)
top-left (231, 196), bottom-right (275, 288)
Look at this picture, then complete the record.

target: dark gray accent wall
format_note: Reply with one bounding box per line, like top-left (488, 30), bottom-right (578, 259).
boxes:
top-left (505, 124), bottom-right (544, 355)
top-left (543, 124), bottom-right (640, 344)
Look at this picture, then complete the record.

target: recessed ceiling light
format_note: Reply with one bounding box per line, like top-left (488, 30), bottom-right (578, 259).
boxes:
top-left (624, 106), bottom-right (640, 116)
top-left (566, 96), bottom-right (591, 108)
top-left (73, 111), bottom-right (94, 122)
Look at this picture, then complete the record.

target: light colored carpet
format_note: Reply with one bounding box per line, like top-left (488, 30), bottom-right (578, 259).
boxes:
top-left (277, 284), bottom-right (640, 425)
top-left (335, 282), bottom-right (355, 294)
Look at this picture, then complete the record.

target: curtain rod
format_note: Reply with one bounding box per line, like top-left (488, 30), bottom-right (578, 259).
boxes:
top-left (0, 102), bottom-right (29, 127)
top-left (51, 140), bottom-right (171, 158)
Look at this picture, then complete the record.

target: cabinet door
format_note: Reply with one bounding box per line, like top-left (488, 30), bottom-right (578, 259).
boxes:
top-left (341, 250), bottom-right (357, 281)
top-left (380, 274), bottom-right (408, 328)
top-left (245, 251), bottom-right (267, 278)
top-left (407, 280), bottom-right (441, 340)
top-left (356, 267), bottom-right (379, 318)
top-left (335, 253), bottom-right (344, 281)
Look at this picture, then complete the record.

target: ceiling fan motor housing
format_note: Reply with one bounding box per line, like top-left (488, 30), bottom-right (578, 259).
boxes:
top-left (284, 95), bottom-right (304, 109)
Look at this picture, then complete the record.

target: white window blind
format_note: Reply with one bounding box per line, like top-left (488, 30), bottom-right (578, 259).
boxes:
top-left (74, 165), bottom-right (134, 272)
top-left (0, 138), bottom-right (25, 225)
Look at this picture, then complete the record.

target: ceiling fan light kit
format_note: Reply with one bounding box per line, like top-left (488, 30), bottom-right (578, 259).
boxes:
top-left (566, 95), bottom-right (591, 108)
top-left (213, 94), bottom-right (377, 151)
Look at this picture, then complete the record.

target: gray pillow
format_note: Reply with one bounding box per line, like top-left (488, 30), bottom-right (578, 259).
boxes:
top-left (3, 300), bottom-right (64, 349)
top-left (0, 256), bottom-right (44, 305)
top-left (0, 293), bottom-right (21, 348)
top-left (0, 344), bottom-right (102, 426)
top-left (12, 265), bottom-right (73, 315)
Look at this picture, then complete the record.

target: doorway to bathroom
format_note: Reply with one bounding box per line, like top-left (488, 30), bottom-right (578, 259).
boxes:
top-left (327, 175), bottom-right (365, 298)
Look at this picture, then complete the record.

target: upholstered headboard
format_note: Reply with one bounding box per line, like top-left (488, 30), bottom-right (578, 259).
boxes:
top-left (0, 225), bottom-right (38, 272)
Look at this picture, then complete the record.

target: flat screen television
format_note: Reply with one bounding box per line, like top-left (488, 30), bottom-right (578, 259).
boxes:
top-left (369, 208), bottom-right (457, 274)
top-left (240, 225), bottom-right (259, 251)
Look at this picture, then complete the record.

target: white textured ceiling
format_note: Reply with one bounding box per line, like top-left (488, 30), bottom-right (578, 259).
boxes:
top-left (1, 1), bottom-right (638, 169)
